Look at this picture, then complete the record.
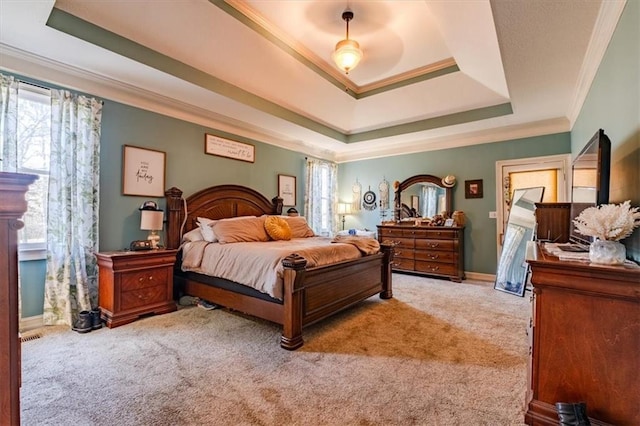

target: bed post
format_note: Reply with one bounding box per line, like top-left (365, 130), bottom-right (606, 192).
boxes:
top-left (380, 242), bottom-right (394, 299)
top-left (280, 254), bottom-right (307, 350)
top-left (165, 187), bottom-right (183, 250)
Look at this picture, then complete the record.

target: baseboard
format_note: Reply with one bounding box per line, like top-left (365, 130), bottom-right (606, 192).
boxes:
top-left (465, 271), bottom-right (495, 282)
top-left (20, 315), bottom-right (43, 332)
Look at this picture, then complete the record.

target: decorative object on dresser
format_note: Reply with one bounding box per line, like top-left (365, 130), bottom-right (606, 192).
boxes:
top-left (138, 200), bottom-right (164, 249)
top-left (379, 173), bottom-right (464, 282)
top-left (96, 249), bottom-right (178, 328)
top-left (164, 184), bottom-right (394, 350)
top-left (0, 172), bottom-right (38, 426)
top-left (525, 243), bottom-right (640, 426)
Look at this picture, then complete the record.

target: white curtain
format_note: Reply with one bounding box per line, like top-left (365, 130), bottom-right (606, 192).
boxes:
top-left (43, 90), bottom-right (102, 326)
top-left (304, 158), bottom-right (338, 236)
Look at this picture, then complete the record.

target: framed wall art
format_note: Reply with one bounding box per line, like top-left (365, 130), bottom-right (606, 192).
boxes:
top-left (205, 133), bottom-right (255, 163)
top-left (122, 145), bottom-right (166, 197)
top-left (465, 179), bottom-right (483, 199)
top-left (278, 174), bottom-right (296, 206)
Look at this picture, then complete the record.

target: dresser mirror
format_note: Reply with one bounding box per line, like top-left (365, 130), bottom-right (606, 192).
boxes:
top-left (394, 174), bottom-right (453, 221)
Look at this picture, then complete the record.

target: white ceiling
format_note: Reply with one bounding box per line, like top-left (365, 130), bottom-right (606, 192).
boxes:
top-left (0, 0), bottom-right (626, 162)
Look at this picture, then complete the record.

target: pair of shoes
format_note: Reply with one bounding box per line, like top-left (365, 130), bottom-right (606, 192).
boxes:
top-left (72, 308), bottom-right (103, 333)
top-left (72, 311), bottom-right (92, 333)
top-left (556, 402), bottom-right (591, 426)
top-left (197, 299), bottom-right (219, 310)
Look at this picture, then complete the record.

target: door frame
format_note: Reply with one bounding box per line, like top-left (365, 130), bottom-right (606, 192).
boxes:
top-left (494, 154), bottom-right (572, 260)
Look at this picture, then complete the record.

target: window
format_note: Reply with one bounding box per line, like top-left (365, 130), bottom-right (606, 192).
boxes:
top-left (16, 83), bottom-right (51, 258)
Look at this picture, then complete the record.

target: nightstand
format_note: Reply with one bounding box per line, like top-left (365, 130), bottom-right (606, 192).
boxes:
top-left (96, 249), bottom-right (178, 328)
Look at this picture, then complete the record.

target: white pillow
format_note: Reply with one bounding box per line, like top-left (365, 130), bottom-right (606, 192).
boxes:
top-left (196, 217), bottom-right (217, 242)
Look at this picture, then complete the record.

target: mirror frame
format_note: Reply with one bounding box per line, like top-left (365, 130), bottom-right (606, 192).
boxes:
top-left (395, 174), bottom-right (452, 221)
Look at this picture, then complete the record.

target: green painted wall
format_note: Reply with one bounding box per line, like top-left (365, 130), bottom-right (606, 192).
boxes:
top-left (571, 0), bottom-right (639, 262)
top-left (99, 101), bottom-right (306, 251)
top-left (339, 133), bottom-right (571, 274)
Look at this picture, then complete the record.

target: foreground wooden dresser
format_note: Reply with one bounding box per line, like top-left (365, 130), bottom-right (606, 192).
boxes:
top-left (0, 172), bottom-right (37, 426)
top-left (377, 224), bottom-right (464, 282)
top-left (97, 249), bottom-right (178, 328)
top-left (525, 243), bottom-right (640, 426)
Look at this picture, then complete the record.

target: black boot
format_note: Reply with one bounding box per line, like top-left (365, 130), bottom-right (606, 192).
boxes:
top-left (90, 308), bottom-right (103, 330)
top-left (72, 310), bottom-right (92, 333)
top-left (556, 402), bottom-right (590, 426)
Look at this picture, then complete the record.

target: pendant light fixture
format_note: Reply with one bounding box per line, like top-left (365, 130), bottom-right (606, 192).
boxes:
top-left (332, 10), bottom-right (363, 74)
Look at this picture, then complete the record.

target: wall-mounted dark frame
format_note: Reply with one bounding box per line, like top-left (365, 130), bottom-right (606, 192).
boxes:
top-left (465, 179), bottom-right (483, 199)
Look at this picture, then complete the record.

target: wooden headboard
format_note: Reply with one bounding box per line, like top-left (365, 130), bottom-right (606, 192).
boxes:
top-left (164, 184), bottom-right (283, 249)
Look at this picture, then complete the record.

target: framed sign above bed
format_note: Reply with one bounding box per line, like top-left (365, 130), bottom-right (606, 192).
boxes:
top-left (205, 133), bottom-right (255, 163)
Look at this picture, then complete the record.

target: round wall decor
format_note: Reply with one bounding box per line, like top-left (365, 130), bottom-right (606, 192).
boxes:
top-left (363, 190), bottom-right (377, 210)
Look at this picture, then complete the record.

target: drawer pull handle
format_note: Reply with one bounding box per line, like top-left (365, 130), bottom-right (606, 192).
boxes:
top-left (429, 243), bottom-right (440, 248)
top-left (139, 276), bottom-right (154, 282)
top-left (428, 254), bottom-right (439, 260)
top-left (137, 294), bottom-right (149, 300)
top-left (395, 250), bottom-right (402, 256)
top-left (428, 266), bottom-right (440, 271)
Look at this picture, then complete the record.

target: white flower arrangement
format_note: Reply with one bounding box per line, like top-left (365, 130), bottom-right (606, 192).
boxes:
top-left (573, 200), bottom-right (640, 241)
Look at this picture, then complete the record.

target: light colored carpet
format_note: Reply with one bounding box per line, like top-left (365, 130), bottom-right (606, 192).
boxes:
top-left (20, 274), bottom-right (530, 425)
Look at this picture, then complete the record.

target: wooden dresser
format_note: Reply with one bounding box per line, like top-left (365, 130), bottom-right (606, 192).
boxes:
top-left (96, 249), bottom-right (178, 328)
top-left (0, 172), bottom-right (37, 426)
top-left (525, 243), bottom-right (640, 426)
top-left (377, 224), bottom-right (464, 282)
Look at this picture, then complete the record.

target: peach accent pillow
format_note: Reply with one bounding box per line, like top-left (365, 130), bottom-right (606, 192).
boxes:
top-left (264, 216), bottom-right (292, 241)
top-left (211, 216), bottom-right (269, 244)
top-left (282, 216), bottom-right (315, 238)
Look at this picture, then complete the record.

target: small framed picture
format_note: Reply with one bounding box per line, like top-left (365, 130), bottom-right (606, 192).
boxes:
top-left (444, 218), bottom-right (455, 227)
top-left (122, 145), bottom-right (166, 197)
top-left (278, 174), bottom-right (296, 206)
top-left (465, 179), bottom-right (483, 199)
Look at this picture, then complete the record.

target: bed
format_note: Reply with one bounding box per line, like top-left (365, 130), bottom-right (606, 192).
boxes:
top-left (164, 184), bottom-right (394, 350)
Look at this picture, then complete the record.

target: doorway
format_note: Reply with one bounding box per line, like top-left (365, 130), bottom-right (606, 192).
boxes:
top-left (495, 154), bottom-right (571, 260)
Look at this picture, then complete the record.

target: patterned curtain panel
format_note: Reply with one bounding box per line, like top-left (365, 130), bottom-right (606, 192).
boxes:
top-left (304, 158), bottom-right (338, 236)
top-left (0, 73), bottom-right (19, 171)
top-left (0, 73), bottom-right (21, 320)
top-left (43, 90), bottom-right (102, 326)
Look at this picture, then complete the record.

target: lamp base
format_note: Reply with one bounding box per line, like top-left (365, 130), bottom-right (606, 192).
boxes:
top-left (147, 231), bottom-right (161, 249)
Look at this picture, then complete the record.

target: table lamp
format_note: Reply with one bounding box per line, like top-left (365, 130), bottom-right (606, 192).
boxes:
top-left (338, 202), bottom-right (352, 231)
top-left (139, 201), bottom-right (164, 249)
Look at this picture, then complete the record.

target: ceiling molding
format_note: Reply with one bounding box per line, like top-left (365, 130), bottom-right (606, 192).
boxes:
top-left (566, 0), bottom-right (627, 128)
top-left (45, 6), bottom-right (511, 145)
top-left (216, 0), bottom-right (460, 99)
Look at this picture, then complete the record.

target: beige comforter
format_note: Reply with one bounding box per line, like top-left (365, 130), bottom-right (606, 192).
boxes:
top-left (181, 237), bottom-right (379, 299)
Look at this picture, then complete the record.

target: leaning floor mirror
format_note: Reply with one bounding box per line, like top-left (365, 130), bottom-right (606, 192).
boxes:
top-left (494, 186), bottom-right (545, 297)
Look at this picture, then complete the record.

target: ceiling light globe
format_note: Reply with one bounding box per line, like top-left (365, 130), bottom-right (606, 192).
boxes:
top-left (333, 39), bottom-right (363, 73)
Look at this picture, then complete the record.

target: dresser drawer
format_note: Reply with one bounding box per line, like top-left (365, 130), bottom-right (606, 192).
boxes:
top-left (410, 228), bottom-right (459, 239)
top-left (414, 250), bottom-right (456, 263)
top-left (378, 227), bottom-right (404, 239)
top-left (121, 285), bottom-right (168, 310)
top-left (415, 239), bottom-right (455, 251)
top-left (415, 261), bottom-right (457, 276)
top-left (121, 267), bottom-right (170, 292)
top-left (392, 258), bottom-right (415, 270)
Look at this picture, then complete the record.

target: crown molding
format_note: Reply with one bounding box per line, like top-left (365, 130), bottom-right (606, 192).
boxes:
top-left (566, 0), bottom-right (626, 128)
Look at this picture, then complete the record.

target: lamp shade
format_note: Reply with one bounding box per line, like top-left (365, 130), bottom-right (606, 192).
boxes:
top-left (140, 210), bottom-right (164, 231)
top-left (333, 39), bottom-right (363, 73)
top-left (338, 203), bottom-right (352, 215)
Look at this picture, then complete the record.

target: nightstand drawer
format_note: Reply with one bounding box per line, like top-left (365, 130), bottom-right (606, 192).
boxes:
top-left (121, 267), bottom-right (169, 291)
top-left (121, 285), bottom-right (168, 310)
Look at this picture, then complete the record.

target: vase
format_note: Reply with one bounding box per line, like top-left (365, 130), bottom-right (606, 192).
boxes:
top-left (589, 240), bottom-right (626, 265)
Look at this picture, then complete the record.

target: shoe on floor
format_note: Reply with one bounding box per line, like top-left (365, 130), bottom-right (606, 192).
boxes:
top-left (179, 295), bottom-right (199, 306)
top-left (72, 310), bottom-right (92, 333)
top-left (197, 299), bottom-right (219, 310)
